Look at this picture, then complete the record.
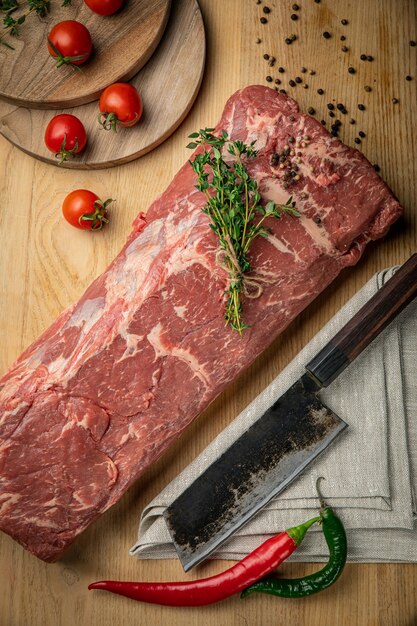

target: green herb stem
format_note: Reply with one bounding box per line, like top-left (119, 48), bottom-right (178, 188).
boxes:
top-left (187, 128), bottom-right (299, 333)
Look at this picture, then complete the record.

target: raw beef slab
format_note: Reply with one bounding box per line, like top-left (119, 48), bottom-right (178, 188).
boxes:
top-left (0, 86), bottom-right (403, 561)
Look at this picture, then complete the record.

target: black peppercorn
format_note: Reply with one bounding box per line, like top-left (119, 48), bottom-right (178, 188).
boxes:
top-left (349, 118), bottom-right (356, 124)
top-left (289, 79), bottom-right (296, 87)
top-left (291, 14), bottom-right (298, 20)
top-left (317, 88), bottom-right (324, 94)
top-left (348, 66), bottom-right (356, 74)
top-left (354, 137), bottom-right (361, 144)
top-left (341, 19), bottom-right (348, 25)
top-left (366, 55), bottom-right (374, 61)
top-left (410, 41), bottom-right (417, 47)
top-left (275, 78), bottom-right (281, 84)
top-left (327, 103), bottom-right (335, 110)
top-left (359, 131), bottom-right (366, 138)
top-left (340, 35), bottom-right (346, 41)
top-left (260, 17), bottom-right (268, 24)
top-left (266, 76), bottom-right (273, 82)
top-left (360, 54), bottom-right (367, 60)
top-left (323, 31), bottom-right (331, 39)
top-left (392, 97), bottom-right (399, 104)
top-left (292, 3), bottom-right (300, 9)
top-left (329, 111), bottom-right (335, 117)
top-left (285, 38), bottom-right (292, 44)
top-left (278, 66), bottom-right (285, 73)
top-left (406, 75), bottom-right (412, 81)
top-left (321, 120), bottom-right (326, 125)
top-left (263, 6), bottom-right (271, 13)
top-left (279, 89), bottom-right (287, 94)
top-left (341, 46), bottom-right (348, 52)
top-left (307, 107), bottom-right (316, 115)
top-left (358, 103), bottom-right (365, 110)
top-left (300, 67), bottom-right (307, 73)
top-left (364, 85), bottom-right (372, 92)
top-left (295, 76), bottom-right (302, 83)
top-left (263, 53), bottom-right (270, 60)
top-left (373, 164), bottom-right (381, 172)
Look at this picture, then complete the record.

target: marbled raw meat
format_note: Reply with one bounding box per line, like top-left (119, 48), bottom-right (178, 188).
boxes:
top-left (0, 86), bottom-right (403, 561)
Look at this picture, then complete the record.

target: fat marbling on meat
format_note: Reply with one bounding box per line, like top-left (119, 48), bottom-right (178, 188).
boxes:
top-left (0, 86), bottom-right (403, 561)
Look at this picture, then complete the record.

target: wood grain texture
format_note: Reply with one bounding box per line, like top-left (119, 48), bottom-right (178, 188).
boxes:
top-left (0, 0), bottom-right (171, 108)
top-left (0, 1), bottom-right (416, 625)
top-left (0, 0), bottom-right (205, 169)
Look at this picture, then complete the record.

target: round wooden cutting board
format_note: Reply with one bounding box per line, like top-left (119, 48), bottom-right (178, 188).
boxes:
top-left (0, 0), bottom-right (171, 109)
top-left (0, 0), bottom-right (205, 169)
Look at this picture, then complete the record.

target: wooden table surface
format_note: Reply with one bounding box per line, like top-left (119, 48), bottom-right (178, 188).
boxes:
top-left (0, 1), bottom-right (416, 625)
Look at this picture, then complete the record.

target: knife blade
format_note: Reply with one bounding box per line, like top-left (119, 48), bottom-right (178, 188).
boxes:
top-left (164, 254), bottom-right (417, 571)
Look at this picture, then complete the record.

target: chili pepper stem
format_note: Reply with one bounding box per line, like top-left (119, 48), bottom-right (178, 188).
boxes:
top-left (286, 515), bottom-right (320, 546)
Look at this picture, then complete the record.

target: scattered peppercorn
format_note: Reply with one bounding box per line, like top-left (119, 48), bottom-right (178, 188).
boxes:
top-left (329, 111), bottom-right (335, 117)
top-left (341, 46), bottom-right (349, 52)
top-left (309, 69), bottom-right (316, 75)
top-left (289, 79), bottom-right (296, 87)
top-left (301, 67), bottom-right (307, 73)
top-left (314, 0), bottom-right (320, 3)
top-left (291, 14), bottom-right (298, 20)
top-left (360, 54), bottom-right (367, 60)
top-left (268, 58), bottom-right (276, 66)
top-left (406, 75), bottom-right (412, 81)
top-left (263, 53), bottom-right (270, 60)
top-left (266, 76), bottom-right (273, 82)
top-left (285, 38), bottom-right (292, 44)
top-left (295, 76), bottom-right (302, 83)
top-left (278, 66), bottom-right (285, 73)
top-left (321, 120), bottom-right (326, 125)
top-left (323, 31), bottom-right (331, 39)
top-left (354, 137), bottom-right (361, 144)
top-left (308, 107), bottom-right (316, 115)
top-left (275, 78), bottom-right (281, 84)
top-left (279, 89), bottom-right (287, 94)
top-left (317, 88), bottom-right (324, 94)
top-left (358, 103), bottom-right (366, 110)
top-left (260, 17), bottom-right (268, 24)
top-left (303, 84), bottom-right (309, 89)
top-left (255, 38), bottom-right (261, 44)
top-left (341, 19), bottom-right (348, 25)
top-left (373, 163), bottom-right (380, 172)
top-left (392, 97), bottom-right (399, 104)
top-left (348, 66), bottom-right (356, 74)
top-left (327, 103), bottom-right (335, 110)
top-left (366, 55), bottom-right (374, 61)
top-left (410, 41), bottom-right (416, 47)
top-left (256, 0), bottom-right (261, 4)
top-left (263, 6), bottom-right (271, 13)
top-left (340, 35), bottom-right (346, 41)
top-left (364, 85), bottom-right (372, 92)
top-left (292, 3), bottom-right (300, 9)
top-left (358, 131), bottom-right (366, 138)
top-left (349, 118), bottom-right (356, 124)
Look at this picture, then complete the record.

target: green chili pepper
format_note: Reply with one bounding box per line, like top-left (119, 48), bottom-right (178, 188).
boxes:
top-left (241, 477), bottom-right (347, 599)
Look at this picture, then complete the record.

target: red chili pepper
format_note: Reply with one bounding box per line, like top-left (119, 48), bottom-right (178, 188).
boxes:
top-left (88, 515), bottom-right (319, 606)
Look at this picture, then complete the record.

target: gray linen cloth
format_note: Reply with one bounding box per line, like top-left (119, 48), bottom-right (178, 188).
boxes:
top-left (130, 267), bottom-right (417, 562)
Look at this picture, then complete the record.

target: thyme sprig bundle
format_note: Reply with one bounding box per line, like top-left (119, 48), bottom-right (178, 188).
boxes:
top-left (187, 128), bottom-right (299, 333)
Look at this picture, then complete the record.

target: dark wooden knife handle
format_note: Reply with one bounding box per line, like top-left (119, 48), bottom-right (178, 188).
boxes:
top-left (306, 253), bottom-right (417, 387)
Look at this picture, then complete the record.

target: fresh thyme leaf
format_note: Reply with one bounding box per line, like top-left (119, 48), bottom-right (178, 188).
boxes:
top-left (1, 0), bottom-right (55, 44)
top-left (187, 128), bottom-right (299, 334)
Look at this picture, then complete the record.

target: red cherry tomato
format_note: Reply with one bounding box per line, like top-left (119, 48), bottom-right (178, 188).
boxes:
top-left (48, 20), bottom-right (93, 67)
top-left (44, 114), bottom-right (87, 164)
top-left (98, 83), bottom-right (143, 131)
top-left (84, 0), bottom-right (123, 16)
top-left (62, 190), bottom-right (113, 231)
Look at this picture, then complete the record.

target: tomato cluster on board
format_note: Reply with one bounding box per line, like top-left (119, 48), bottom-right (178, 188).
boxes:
top-left (43, 1), bottom-right (143, 231)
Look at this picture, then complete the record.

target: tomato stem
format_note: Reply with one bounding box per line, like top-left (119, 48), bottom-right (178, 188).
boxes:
top-left (47, 37), bottom-right (89, 69)
top-left (79, 198), bottom-right (113, 230)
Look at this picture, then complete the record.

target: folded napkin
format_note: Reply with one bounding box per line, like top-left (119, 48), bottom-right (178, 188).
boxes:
top-left (130, 267), bottom-right (417, 562)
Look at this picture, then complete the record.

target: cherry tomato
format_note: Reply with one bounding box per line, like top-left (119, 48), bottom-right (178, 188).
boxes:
top-left (98, 83), bottom-right (143, 131)
top-left (84, 0), bottom-right (123, 16)
top-left (48, 20), bottom-right (93, 67)
top-left (62, 190), bottom-right (113, 231)
top-left (44, 114), bottom-right (87, 164)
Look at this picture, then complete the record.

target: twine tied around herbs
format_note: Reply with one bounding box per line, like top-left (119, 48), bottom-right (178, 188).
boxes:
top-left (215, 235), bottom-right (278, 300)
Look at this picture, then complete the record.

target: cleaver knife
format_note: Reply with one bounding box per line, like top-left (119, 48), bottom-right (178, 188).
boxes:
top-left (164, 254), bottom-right (417, 571)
